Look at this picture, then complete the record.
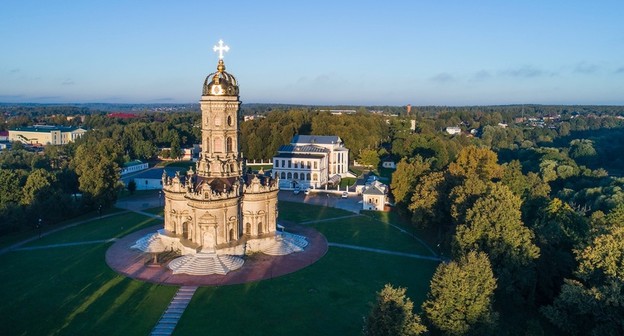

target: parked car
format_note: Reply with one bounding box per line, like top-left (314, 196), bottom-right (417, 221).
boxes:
top-left (341, 192), bottom-right (349, 198)
top-left (304, 188), bottom-right (310, 195)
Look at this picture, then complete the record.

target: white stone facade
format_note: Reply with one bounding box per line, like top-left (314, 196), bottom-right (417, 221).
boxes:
top-left (272, 135), bottom-right (350, 189)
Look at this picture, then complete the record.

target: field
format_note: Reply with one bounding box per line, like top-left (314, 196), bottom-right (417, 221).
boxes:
top-left (0, 201), bottom-right (438, 335)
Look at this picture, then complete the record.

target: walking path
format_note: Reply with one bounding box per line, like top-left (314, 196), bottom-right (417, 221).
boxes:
top-left (151, 286), bottom-right (198, 336)
top-left (299, 214), bottom-right (362, 225)
top-left (328, 243), bottom-right (442, 262)
top-left (14, 238), bottom-right (119, 251)
top-left (360, 213), bottom-right (439, 256)
top-left (0, 211), bottom-right (129, 256)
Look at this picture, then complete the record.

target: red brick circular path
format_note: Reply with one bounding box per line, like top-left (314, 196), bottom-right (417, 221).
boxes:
top-left (105, 225), bottom-right (328, 286)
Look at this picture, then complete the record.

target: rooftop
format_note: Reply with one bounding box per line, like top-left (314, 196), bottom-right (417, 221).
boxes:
top-left (277, 144), bottom-right (330, 153)
top-left (10, 125), bottom-right (85, 133)
top-left (291, 135), bottom-right (341, 145)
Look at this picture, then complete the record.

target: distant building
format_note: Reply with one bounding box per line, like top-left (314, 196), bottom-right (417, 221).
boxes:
top-left (9, 125), bottom-right (87, 145)
top-left (122, 168), bottom-right (172, 190)
top-left (121, 160), bottom-right (149, 176)
top-left (272, 135), bottom-right (351, 189)
top-left (445, 126), bottom-right (461, 135)
top-left (381, 160), bottom-right (396, 169)
top-left (0, 131), bottom-right (8, 142)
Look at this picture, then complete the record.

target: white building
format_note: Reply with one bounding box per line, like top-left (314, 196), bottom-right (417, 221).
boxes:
top-left (272, 135), bottom-right (351, 189)
top-left (362, 180), bottom-right (388, 211)
top-left (9, 125), bottom-right (87, 145)
top-left (121, 160), bottom-right (149, 176)
top-left (445, 126), bottom-right (461, 135)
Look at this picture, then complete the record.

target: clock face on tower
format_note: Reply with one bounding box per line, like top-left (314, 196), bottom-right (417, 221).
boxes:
top-left (210, 84), bottom-right (224, 95)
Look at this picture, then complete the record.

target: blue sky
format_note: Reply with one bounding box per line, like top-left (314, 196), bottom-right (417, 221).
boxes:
top-left (1, 0), bottom-right (623, 105)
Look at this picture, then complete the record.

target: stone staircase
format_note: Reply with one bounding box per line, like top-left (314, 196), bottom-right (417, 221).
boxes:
top-left (262, 232), bottom-right (309, 256)
top-left (168, 252), bottom-right (244, 275)
top-left (151, 286), bottom-right (197, 336)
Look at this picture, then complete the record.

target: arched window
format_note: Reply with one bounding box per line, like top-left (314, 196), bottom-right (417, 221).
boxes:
top-left (281, 172), bottom-right (286, 179)
top-left (312, 173), bottom-right (318, 181)
top-left (229, 228), bottom-right (235, 241)
top-left (306, 173), bottom-right (311, 180)
top-left (294, 172), bottom-right (299, 179)
top-left (226, 137), bottom-right (233, 152)
top-left (257, 222), bottom-right (263, 235)
top-left (287, 172), bottom-right (292, 179)
top-left (245, 223), bottom-right (251, 235)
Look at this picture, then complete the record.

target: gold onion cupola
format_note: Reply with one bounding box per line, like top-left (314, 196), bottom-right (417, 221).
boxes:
top-left (202, 40), bottom-right (239, 96)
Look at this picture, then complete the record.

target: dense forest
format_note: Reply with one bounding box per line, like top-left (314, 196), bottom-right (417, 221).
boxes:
top-left (1, 103), bottom-right (624, 334)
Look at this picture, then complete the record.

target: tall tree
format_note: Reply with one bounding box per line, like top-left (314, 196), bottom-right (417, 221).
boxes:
top-left (448, 146), bottom-right (502, 181)
top-left (423, 251), bottom-right (498, 335)
top-left (542, 226), bottom-right (624, 336)
top-left (390, 156), bottom-right (430, 206)
top-left (409, 171), bottom-right (446, 227)
top-left (21, 169), bottom-right (57, 206)
top-left (359, 148), bottom-right (381, 169)
top-left (363, 284), bottom-right (427, 336)
top-left (72, 139), bottom-right (123, 208)
top-left (454, 183), bottom-right (540, 293)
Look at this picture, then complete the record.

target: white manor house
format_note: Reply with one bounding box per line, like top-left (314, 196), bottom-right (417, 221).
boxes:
top-left (272, 135), bottom-right (352, 189)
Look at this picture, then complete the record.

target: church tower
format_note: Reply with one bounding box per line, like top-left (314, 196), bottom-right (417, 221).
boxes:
top-left (196, 40), bottom-right (243, 179)
top-left (151, 40), bottom-right (306, 276)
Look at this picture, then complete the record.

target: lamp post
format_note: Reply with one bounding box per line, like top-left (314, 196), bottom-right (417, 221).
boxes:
top-left (37, 218), bottom-right (42, 238)
top-left (158, 190), bottom-right (162, 207)
top-left (98, 205), bottom-right (102, 218)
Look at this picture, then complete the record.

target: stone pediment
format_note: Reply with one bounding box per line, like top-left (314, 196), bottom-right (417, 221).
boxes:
top-left (199, 212), bottom-right (217, 225)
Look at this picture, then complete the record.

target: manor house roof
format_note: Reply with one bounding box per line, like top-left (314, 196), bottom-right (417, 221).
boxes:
top-left (277, 144), bottom-right (330, 154)
top-left (10, 125), bottom-right (84, 133)
top-left (291, 135), bottom-right (341, 145)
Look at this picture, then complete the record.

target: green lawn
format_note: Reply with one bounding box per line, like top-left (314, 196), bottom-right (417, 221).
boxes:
top-left (22, 212), bottom-right (160, 248)
top-left (0, 244), bottom-right (176, 335)
top-left (310, 215), bottom-right (434, 255)
top-left (0, 207), bottom-right (125, 249)
top-left (0, 197), bottom-right (438, 335)
top-left (143, 206), bottom-right (164, 216)
top-left (278, 201), bottom-right (354, 223)
top-left (339, 177), bottom-right (356, 188)
top-left (175, 247), bottom-right (437, 336)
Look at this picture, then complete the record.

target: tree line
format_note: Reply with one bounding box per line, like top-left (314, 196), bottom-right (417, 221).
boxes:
top-left (367, 116), bottom-right (624, 334)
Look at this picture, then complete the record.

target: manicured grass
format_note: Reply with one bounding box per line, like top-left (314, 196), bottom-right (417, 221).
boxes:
top-left (248, 164), bottom-right (273, 171)
top-left (118, 189), bottom-right (159, 199)
top-left (0, 207), bottom-right (124, 249)
top-left (175, 247), bottom-right (438, 336)
top-left (364, 211), bottom-right (438, 245)
top-left (339, 177), bottom-right (356, 188)
top-left (278, 201), bottom-right (354, 223)
top-left (1, 196), bottom-right (438, 335)
top-left (310, 215), bottom-right (434, 256)
top-left (23, 212), bottom-right (159, 247)
top-left (143, 206), bottom-right (164, 216)
top-left (0, 244), bottom-right (177, 335)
